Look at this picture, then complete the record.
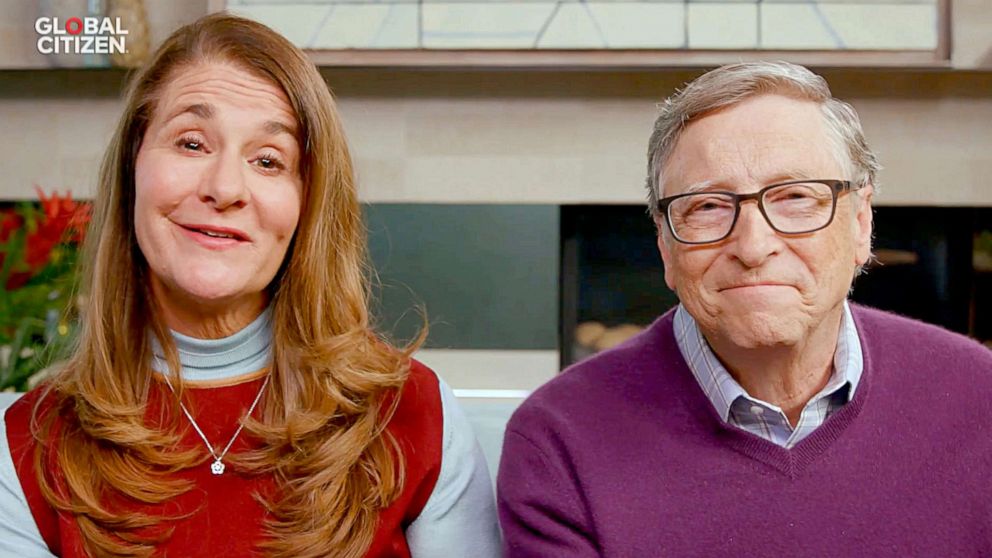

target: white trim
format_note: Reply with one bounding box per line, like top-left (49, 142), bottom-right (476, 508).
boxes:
top-left (452, 389), bottom-right (531, 399)
top-left (414, 349), bottom-right (559, 391)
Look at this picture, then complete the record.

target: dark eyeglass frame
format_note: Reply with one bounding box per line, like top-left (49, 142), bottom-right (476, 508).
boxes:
top-left (656, 179), bottom-right (862, 245)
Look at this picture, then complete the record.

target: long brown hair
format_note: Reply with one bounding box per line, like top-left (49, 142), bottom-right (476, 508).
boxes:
top-left (32, 13), bottom-right (423, 557)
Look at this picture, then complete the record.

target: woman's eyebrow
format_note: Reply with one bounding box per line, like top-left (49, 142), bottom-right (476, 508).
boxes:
top-left (164, 102), bottom-right (214, 124)
top-left (162, 102), bottom-right (296, 141)
top-left (262, 120), bottom-right (296, 138)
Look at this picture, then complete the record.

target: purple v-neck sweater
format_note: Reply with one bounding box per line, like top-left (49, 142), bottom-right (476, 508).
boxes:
top-left (498, 305), bottom-right (992, 557)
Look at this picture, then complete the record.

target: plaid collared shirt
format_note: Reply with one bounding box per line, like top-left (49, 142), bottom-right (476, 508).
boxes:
top-left (673, 301), bottom-right (863, 448)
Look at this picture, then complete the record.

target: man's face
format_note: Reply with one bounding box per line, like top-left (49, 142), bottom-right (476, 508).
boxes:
top-left (657, 94), bottom-right (873, 349)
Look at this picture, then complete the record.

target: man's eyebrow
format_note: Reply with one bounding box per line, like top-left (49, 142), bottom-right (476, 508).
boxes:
top-left (682, 180), bottom-right (716, 194)
top-left (676, 170), bottom-right (818, 195)
top-left (766, 170), bottom-right (815, 184)
top-left (659, 179), bottom-right (714, 198)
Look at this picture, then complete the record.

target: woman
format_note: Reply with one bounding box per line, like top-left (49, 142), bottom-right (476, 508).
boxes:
top-left (0, 13), bottom-right (500, 558)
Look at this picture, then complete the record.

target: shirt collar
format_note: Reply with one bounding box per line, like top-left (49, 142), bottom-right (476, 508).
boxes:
top-left (674, 300), bottom-right (863, 422)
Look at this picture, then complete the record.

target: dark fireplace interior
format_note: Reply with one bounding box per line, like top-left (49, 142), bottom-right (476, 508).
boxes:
top-left (560, 205), bottom-right (992, 367)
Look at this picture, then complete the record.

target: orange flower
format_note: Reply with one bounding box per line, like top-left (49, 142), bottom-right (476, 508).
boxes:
top-left (0, 209), bottom-right (23, 244)
top-left (4, 270), bottom-right (32, 291)
top-left (0, 209), bottom-right (29, 289)
top-left (25, 186), bottom-right (91, 271)
top-left (0, 188), bottom-right (92, 289)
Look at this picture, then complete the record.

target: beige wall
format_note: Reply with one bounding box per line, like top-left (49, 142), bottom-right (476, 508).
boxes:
top-left (329, 69), bottom-right (992, 206)
top-left (953, 0), bottom-right (992, 69)
top-left (0, 0), bottom-right (989, 206)
top-left (1, 68), bottom-right (989, 206)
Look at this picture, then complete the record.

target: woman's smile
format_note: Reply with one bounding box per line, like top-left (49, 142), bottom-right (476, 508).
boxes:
top-left (174, 220), bottom-right (251, 250)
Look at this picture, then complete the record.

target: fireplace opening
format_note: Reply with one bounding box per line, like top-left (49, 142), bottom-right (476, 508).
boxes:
top-left (560, 205), bottom-right (992, 367)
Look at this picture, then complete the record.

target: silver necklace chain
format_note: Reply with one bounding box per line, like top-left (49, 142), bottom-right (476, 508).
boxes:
top-left (162, 374), bottom-right (270, 476)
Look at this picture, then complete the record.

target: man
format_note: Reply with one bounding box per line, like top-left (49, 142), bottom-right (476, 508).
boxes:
top-left (497, 62), bottom-right (992, 556)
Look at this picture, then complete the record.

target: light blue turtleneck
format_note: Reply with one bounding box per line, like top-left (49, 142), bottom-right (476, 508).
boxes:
top-left (149, 306), bottom-right (273, 382)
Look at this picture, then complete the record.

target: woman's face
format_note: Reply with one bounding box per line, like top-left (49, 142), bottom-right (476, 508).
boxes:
top-left (134, 61), bottom-right (303, 320)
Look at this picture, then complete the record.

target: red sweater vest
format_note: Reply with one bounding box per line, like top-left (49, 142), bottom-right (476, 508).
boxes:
top-left (5, 360), bottom-right (443, 557)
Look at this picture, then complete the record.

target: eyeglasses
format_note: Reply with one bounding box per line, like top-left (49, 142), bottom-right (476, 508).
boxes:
top-left (657, 179), bottom-right (862, 245)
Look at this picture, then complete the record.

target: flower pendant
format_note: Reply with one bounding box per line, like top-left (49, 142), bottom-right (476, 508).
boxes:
top-left (211, 460), bottom-right (226, 475)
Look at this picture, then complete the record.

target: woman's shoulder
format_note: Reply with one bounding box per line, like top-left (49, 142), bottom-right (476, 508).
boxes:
top-left (398, 361), bottom-right (502, 556)
top-left (1, 385), bottom-right (62, 556)
top-left (4, 383), bottom-right (66, 486)
top-left (388, 359), bottom-right (443, 437)
top-left (4, 385), bottom-right (61, 434)
top-left (401, 358), bottom-right (441, 402)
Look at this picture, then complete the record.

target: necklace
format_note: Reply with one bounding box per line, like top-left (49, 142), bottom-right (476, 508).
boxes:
top-left (163, 374), bottom-right (270, 476)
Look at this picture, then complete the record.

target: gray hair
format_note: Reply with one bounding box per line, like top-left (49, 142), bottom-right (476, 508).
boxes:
top-left (645, 61), bottom-right (881, 219)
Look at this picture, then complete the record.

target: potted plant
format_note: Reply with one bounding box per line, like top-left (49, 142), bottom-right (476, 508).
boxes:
top-left (0, 187), bottom-right (91, 392)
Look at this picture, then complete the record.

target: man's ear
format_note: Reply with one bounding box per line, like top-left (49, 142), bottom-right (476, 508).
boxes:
top-left (853, 185), bottom-right (874, 267)
top-left (656, 218), bottom-right (677, 291)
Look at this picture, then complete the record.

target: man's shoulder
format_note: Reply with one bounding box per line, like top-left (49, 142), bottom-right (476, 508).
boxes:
top-left (507, 313), bottom-right (680, 437)
top-left (851, 304), bottom-right (992, 395)
top-left (852, 304), bottom-right (991, 364)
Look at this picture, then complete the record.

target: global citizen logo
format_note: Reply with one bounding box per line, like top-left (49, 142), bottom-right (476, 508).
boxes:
top-left (35, 17), bottom-right (128, 55)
